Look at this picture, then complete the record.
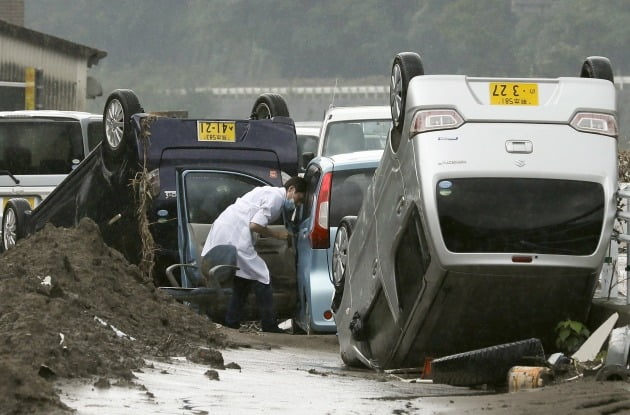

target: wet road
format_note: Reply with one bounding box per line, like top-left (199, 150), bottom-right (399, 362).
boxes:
top-left (58, 338), bottom-right (487, 414)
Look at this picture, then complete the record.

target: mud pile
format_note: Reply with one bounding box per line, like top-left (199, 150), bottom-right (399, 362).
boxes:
top-left (0, 218), bottom-right (227, 414)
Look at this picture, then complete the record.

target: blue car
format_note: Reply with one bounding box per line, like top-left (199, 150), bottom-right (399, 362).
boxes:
top-left (294, 150), bottom-right (382, 333)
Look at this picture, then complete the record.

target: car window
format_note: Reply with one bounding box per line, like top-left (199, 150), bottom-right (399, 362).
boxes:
top-left (301, 163), bottom-right (322, 221)
top-left (183, 171), bottom-right (268, 224)
top-left (436, 178), bottom-right (604, 255)
top-left (322, 119), bottom-right (391, 156)
top-left (87, 120), bottom-right (104, 152)
top-left (297, 134), bottom-right (318, 171)
top-left (0, 120), bottom-right (84, 174)
top-left (329, 168), bottom-right (377, 226)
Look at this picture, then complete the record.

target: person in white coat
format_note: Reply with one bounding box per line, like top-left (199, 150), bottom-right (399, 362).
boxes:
top-left (201, 176), bottom-right (306, 333)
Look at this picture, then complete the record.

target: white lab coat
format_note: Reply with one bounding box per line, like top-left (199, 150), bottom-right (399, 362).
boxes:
top-left (201, 186), bottom-right (286, 284)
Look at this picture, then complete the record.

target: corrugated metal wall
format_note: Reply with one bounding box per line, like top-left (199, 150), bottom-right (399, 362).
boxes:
top-left (0, 34), bottom-right (86, 110)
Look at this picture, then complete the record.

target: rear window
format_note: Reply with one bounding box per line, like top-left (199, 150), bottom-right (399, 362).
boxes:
top-left (329, 168), bottom-right (376, 226)
top-left (322, 119), bottom-right (391, 156)
top-left (436, 178), bottom-right (604, 255)
top-left (0, 120), bottom-right (84, 174)
top-left (183, 171), bottom-right (268, 224)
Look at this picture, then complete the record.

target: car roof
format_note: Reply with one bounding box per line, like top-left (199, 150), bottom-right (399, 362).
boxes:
top-left (0, 110), bottom-right (102, 121)
top-left (311, 149), bottom-right (383, 171)
top-left (323, 106), bottom-right (391, 122)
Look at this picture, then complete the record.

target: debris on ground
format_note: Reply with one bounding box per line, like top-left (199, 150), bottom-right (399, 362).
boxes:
top-left (0, 218), bottom-right (228, 414)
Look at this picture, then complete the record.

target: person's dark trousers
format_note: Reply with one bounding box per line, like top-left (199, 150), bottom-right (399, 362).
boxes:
top-left (224, 276), bottom-right (277, 331)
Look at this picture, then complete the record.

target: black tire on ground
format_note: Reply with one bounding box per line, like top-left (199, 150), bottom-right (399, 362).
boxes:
top-left (2, 198), bottom-right (31, 251)
top-left (102, 89), bottom-right (144, 169)
top-left (250, 93), bottom-right (290, 119)
top-left (580, 56), bottom-right (614, 83)
top-left (291, 318), bottom-right (306, 335)
top-left (431, 338), bottom-right (545, 387)
top-left (331, 216), bottom-right (356, 313)
top-left (390, 52), bottom-right (424, 134)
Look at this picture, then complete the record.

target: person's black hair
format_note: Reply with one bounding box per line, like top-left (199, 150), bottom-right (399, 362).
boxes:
top-left (284, 176), bottom-right (307, 193)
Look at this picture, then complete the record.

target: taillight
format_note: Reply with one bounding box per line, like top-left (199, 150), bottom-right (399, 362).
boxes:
top-left (570, 112), bottom-right (617, 137)
top-left (310, 172), bottom-right (332, 249)
top-left (409, 109), bottom-right (464, 136)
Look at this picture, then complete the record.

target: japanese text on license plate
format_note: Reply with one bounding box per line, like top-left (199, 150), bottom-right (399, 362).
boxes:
top-left (489, 83), bottom-right (538, 106)
top-left (197, 121), bottom-right (236, 142)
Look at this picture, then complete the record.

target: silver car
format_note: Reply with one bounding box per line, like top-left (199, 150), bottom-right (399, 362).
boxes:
top-left (332, 52), bottom-right (619, 371)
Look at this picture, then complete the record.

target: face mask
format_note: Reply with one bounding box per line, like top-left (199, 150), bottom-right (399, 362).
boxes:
top-left (283, 197), bottom-right (295, 212)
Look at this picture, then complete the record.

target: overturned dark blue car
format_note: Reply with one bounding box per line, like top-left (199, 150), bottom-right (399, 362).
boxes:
top-left (2, 89), bottom-right (299, 321)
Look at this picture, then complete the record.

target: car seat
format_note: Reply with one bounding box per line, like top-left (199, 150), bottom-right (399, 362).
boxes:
top-left (200, 244), bottom-right (239, 289)
top-left (164, 244), bottom-right (238, 293)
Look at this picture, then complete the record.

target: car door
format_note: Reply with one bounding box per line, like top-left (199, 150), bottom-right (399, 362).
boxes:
top-left (295, 162), bottom-right (323, 320)
top-left (176, 169), bottom-right (296, 319)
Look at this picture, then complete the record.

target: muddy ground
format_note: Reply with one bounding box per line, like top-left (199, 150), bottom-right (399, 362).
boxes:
top-left (1, 219), bottom-right (629, 414)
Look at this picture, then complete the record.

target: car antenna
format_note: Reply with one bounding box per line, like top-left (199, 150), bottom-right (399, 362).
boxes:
top-left (329, 78), bottom-right (338, 109)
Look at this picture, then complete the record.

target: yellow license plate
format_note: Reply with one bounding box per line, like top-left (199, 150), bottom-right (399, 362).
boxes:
top-left (489, 82), bottom-right (538, 106)
top-left (197, 121), bottom-right (236, 142)
top-left (2, 197), bottom-right (35, 209)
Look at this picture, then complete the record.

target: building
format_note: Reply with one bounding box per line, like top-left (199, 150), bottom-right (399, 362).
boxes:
top-left (0, 0), bottom-right (106, 111)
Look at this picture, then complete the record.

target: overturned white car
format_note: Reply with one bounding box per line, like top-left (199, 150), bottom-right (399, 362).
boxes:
top-left (332, 52), bottom-right (619, 371)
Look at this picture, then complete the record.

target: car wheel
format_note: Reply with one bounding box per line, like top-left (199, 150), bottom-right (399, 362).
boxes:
top-left (250, 93), bottom-right (290, 119)
top-left (431, 338), bottom-right (545, 387)
top-left (103, 89), bottom-right (143, 168)
top-left (332, 217), bottom-right (356, 289)
top-left (2, 198), bottom-right (31, 251)
top-left (331, 217), bottom-right (356, 313)
top-left (390, 52), bottom-right (424, 133)
top-left (580, 56), bottom-right (614, 83)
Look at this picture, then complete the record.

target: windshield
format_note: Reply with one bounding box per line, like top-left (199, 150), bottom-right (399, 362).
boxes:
top-left (0, 120), bottom-right (85, 174)
top-left (322, 119), bottom-right (391, 156)
top-left (437, 178), bottom-right (604, 255)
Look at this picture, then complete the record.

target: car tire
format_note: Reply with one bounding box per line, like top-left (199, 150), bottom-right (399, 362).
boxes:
top-left (2, 198), bottom-right (31, 251)
top-left (250, 93), bottom-right (290, 119)
top-left (103, 89), bottom-right (144, 169)
top-left (431, 338), bottom-right (545, 387)
top-left (580, 56), bottom-right (614, 83)
top-left (390, 52), bottom-right (424, 133)
top-left (331, 216), bottom-right (356, 313)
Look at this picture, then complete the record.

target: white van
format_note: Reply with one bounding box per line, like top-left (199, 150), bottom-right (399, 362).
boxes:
top-left (0, 110), bottom-right (103, 245)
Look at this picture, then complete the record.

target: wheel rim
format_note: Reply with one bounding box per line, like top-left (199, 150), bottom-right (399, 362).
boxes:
top-left (390, 63), bottom-right (403, 127)
top-left (105, 98), bottom-right (125, 150)
top-left (332, 226), bottom-right (349, 286)
top-left (255, 103), bottom-right (272, 119)
top-left (3, 208), bottom-right (16, 249)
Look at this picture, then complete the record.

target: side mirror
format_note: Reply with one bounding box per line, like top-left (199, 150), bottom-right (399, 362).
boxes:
top-left (301, 152), bottom-right (315, 171)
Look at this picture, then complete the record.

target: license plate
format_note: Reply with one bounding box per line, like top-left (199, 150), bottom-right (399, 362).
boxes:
top-left (489, 82), bottom-right (538, 106)
top-left (197, 121), bottom-right (236, 142)
top-left (2, 197), bottom-right (36, 210)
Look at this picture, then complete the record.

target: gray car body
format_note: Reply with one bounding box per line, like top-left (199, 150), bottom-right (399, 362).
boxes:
top-left (335, 74), bottom-right (618, 369)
